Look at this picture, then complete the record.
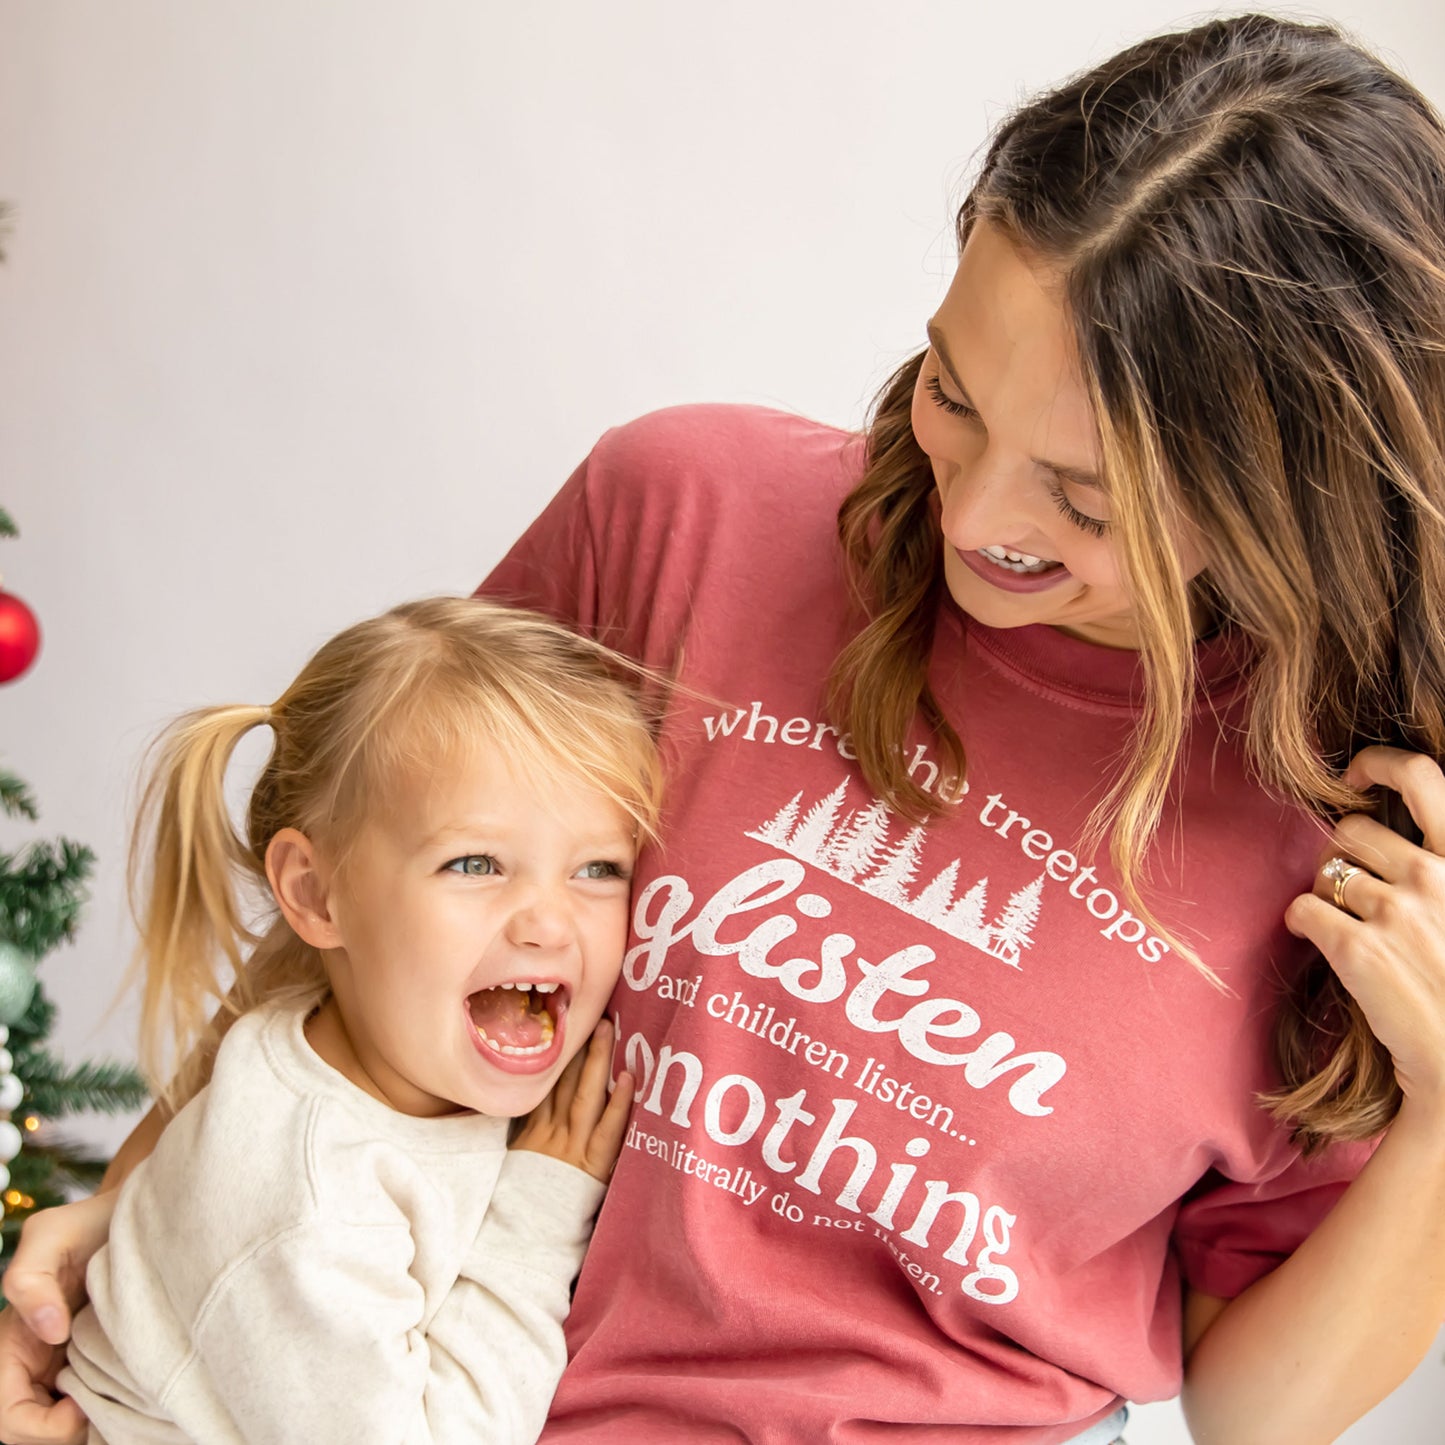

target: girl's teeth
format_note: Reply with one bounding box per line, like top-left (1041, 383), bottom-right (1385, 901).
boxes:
top-left (474, 1014), bottom-right (556, 1058)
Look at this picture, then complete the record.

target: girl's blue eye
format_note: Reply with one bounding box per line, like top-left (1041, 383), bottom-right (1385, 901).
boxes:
top-left (578, 860), bottom-right (627, 881)
top-left (446, 855), bottom-right (498, 877)
top-left (924, 371), bottom-right (979, 420)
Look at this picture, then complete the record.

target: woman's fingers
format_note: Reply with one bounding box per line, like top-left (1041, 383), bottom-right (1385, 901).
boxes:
top-left (1343, 746), bottom-right (1445, 854)
top-left (0, 1308), bottom-right (86, 1445)
top-left (0, 1265), bottom-right (70, 1354)
top-left (1330, 813), bottom-right (1424, 884)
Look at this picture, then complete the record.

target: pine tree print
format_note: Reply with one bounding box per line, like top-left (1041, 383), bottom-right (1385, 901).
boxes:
top-left (988, 875), bottom-right (1045, 965)
top-left (942, 878), bottom-right (991, 944)
top-left (828, 799), bottom-right (891, 881)
top-left (909, 860), bottom-right (961, 926)
top-left (863, 825), bottom-right (926, 906)
top-left (749, 791), bottom-right (803, 847)
top-left (787, 780), bottom-right (850, 863)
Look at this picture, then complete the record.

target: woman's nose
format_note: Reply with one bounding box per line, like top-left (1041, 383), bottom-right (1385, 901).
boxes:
top-left (937, 450), bottom-right (1048, 553)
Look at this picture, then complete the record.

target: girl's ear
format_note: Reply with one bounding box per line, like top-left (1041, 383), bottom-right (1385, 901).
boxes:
top-left (266, 828), bottom-right (343, 950)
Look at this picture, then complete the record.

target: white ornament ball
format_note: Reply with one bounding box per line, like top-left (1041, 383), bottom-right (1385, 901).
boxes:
top-left (0, 1049), bottom-right (12, 1075)
top-left (0, 1073), bottom-right (22, 1112)
top-left (0, 1120), bottom-right (21, 1162)
top-left (0, 1162), bottom-right (8, 1192)
top-left (0, 1025), bottom-right (9, 1045)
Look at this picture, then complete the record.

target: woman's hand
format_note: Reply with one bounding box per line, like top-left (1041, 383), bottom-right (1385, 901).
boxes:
top-left (1286, 745), bottom-right (1445, 1115)
top-left (1183, 747), bottom-right (1445, 1443)
top-left (511, 1018), bottom-right (635, 1183)
top-left (0, 1192), bottom-right (117, 1445)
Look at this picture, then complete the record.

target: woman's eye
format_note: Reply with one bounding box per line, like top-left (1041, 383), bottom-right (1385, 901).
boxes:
top-left (577, 860), bottom-right (627, 881)
top-left (924, 371), bottom-right (979, 420)
top-left (1045, 477), bottom-right (1111, 538)
top-left (446, 855), bottom-right (499, 877)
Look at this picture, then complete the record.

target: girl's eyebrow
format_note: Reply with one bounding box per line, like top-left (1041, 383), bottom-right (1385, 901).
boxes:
top-left (925, 320), bottom-right (1104, 490)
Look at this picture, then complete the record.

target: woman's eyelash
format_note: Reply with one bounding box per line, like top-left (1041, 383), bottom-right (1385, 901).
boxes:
top-left (925, 366), bottom-right (1109, 539)
top-left (924, 372), bottom-right (979, 419)
top-left (1045, 478), bottom-right (1110, 537)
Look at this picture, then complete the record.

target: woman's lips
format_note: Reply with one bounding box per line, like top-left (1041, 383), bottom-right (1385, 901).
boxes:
top-left (955, 546), bottom-right (1072, 594)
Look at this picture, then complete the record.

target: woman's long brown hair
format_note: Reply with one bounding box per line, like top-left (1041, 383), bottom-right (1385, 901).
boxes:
top-left (829, 14), bottom-right (1445, 1151)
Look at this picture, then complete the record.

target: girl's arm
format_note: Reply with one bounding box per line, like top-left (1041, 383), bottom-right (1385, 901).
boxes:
top-left (1181, 747), bottom-right (1445, 1444)
top-left (409, 1023), bottom-right (632, 1441)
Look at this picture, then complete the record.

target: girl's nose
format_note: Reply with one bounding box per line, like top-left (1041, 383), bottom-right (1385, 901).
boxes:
top-left (506, 886), bottom-right (572, 950)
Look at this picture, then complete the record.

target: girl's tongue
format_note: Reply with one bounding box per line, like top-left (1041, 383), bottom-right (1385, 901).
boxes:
top-left (468, 985), bottom-right (557, 1054)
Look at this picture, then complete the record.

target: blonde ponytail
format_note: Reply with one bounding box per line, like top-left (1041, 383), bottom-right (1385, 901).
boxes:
top-left (128, 705), bottom-right (296, 1107)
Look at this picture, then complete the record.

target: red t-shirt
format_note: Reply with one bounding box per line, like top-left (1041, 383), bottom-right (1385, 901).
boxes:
top-left (481, 404), bottom-right (1367, 1444)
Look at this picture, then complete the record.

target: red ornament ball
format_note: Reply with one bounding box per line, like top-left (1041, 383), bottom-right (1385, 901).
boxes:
top-left (0, 591), bottom-right (41, 684)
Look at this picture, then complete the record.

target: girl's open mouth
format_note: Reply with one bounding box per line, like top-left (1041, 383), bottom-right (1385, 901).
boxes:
top-left (465, 981), bottom-right (569, 1066)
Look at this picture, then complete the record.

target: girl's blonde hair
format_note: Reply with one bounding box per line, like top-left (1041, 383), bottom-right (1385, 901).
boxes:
top-left (828, 15), bottom-right (1445, 1151)
top-left (130, 597), bottom-right (664, 1110)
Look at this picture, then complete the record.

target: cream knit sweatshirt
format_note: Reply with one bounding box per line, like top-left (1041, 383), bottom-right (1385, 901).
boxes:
top-left (60, 999), bottom-right (604, 1444)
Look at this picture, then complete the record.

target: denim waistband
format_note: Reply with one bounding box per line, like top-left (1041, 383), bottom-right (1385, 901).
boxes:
top-left (1063, 1405), bottom-right (1128, 1445)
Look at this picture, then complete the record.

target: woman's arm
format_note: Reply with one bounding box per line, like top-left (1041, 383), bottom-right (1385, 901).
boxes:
top-left (0, 1106), bottom-right (166, 1445)
top-left (1182, 1103), bottom-right (1445, 1443)
top-left (1181, 747), bottom-right (1445, 1444)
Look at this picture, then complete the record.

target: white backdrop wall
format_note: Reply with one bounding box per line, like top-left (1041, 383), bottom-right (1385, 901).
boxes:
top-left (2, 3), bottom-right (1442, 1440)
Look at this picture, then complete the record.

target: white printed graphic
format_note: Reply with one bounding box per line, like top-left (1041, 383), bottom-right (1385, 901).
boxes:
top-left (749, 780), bottom-right (1045, 967)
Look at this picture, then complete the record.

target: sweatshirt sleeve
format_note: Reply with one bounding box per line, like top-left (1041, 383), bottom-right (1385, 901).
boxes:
top-left (415, 1151), bottom-right (605, 1443)
top-left (171, 1155), bottom-right (603, 1445)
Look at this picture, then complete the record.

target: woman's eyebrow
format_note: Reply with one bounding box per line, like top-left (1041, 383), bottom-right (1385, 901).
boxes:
top-left (926, 322), bottom-right (974, 403)
top-left (925, 320), bottom-right (1103, 489)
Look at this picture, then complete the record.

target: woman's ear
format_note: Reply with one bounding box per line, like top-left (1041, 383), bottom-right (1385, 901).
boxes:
top-left (265, 828), bottom-right (343, 950)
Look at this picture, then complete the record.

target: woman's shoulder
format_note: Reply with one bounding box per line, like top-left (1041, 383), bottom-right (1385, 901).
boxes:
top-left (594, 400), bottom-right (854, 455)
top-left (583, 403), bottom-right (863, 506)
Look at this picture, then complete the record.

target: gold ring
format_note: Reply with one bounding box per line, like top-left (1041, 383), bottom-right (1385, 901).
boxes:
top-left (1322, 856), bottom-right (1366, 914)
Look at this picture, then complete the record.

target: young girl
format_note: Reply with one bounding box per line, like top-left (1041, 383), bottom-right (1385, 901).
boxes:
top-left (56, 597), bottom-right (663, 1444)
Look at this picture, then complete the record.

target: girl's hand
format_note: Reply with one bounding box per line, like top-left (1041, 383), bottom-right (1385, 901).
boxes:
top-left (1286, 746), bottom-right (1445, 1114)
top-left (511, 1018), bottom-right (635, 1183)
top-left (0, 1191), bottom-right (117, 1445)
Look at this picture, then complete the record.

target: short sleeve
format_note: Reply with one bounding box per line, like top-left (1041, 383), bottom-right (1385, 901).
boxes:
top-left (1172, 1139), bottom-right (1376, 1298)
top-left (476, 404), bottom-right (854, 673)
top-left (478, 456), bottom-right (601, 634)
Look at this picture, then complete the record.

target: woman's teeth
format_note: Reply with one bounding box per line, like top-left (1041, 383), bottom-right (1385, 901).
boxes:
top-left (978, 544), bottom-right (1057, 575)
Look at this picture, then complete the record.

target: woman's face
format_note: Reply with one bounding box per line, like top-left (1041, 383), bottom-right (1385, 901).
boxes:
top-left (912, 219), bottom-right (1206, 649)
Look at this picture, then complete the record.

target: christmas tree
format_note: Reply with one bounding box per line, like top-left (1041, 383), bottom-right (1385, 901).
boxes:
top-left (0, 523), bottom-right (149, 1265)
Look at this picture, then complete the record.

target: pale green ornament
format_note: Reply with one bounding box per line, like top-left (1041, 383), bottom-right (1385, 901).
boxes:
top-left (0, 942), bottom-right (37, 1026)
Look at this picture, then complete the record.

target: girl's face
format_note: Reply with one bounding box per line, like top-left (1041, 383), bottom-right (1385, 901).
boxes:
top-left (912, 219), bottom-right (1207, 649)
top-left (312, 747), bottom-right (637, 1119)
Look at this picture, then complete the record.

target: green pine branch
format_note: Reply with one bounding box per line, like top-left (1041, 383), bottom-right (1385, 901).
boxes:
top-left (9, 1133), bottom-right (112, 1192)
top-left (0, 770), bottom-right (37, 821)
top-left (10, 983), bottom-right (56, 1042)
top-left (18, 1054), bottom-right (148, 1118)
top-left (0, 838), bottom-right (95, 955)
top-left (0, 509), bottom-right (15, 540)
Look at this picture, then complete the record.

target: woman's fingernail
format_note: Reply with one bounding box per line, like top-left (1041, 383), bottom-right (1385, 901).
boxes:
top-left (32, 1306), bottom-right (63, 1338)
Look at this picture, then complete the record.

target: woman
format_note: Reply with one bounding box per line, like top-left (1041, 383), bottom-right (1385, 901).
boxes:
top-left (3, 13), bottom-right (1444, 1444)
